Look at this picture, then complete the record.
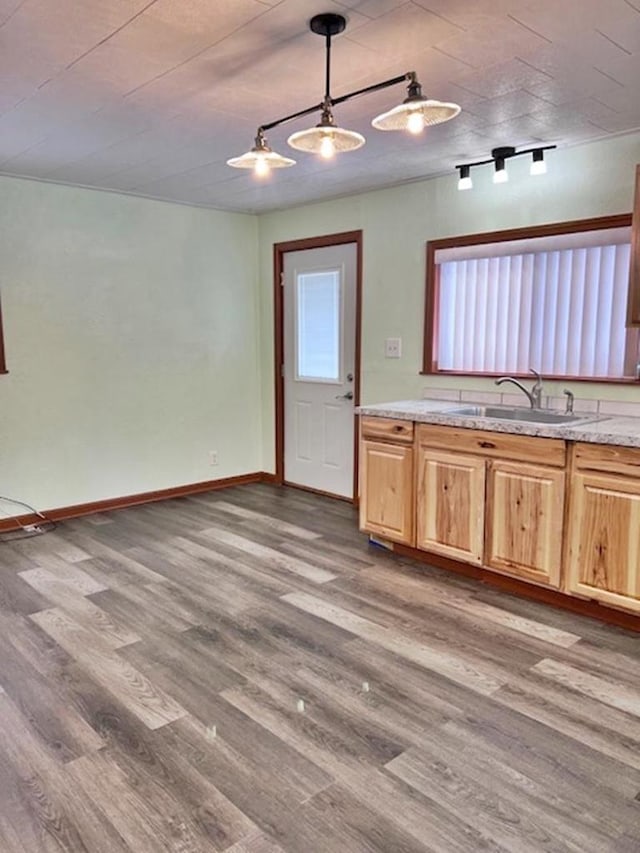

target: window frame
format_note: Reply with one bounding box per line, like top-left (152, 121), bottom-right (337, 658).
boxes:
top-left (0, 294), bottom-right (6, 375)
top-left (422, 213), bottom-right (635, 383)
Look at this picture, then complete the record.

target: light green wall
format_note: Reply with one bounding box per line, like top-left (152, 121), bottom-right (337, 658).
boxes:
top-left (0, 177), bottom-right (260, 511)
top-left (2, 131), bottom-right (640, 509)
top-left (258, 132), bottom-right (640, 472)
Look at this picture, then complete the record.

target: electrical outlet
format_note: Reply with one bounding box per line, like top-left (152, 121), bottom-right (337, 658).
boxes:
top-left (209, 451), bottom-right (218, 466)
top-left (385, 337), bottom-right (402, 358)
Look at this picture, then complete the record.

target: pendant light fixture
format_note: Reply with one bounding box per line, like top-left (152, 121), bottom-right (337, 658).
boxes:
top-left (287, 14), bottom-right (364, 157)
top-left (227, 12), bottom-right (461, 177)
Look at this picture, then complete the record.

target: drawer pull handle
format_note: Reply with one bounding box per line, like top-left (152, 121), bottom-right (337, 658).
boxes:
top-left (479, 440), bottom-right (496, 449)
top-left (394, 425), bottom-right (404, 432)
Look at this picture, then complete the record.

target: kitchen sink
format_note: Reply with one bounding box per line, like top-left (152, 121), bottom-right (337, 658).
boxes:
top-left (443, 405), bottom-right (603, 426)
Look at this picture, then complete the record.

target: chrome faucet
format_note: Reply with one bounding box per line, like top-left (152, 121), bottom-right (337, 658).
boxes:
top-left (495, 368), bottom-right (544, 409)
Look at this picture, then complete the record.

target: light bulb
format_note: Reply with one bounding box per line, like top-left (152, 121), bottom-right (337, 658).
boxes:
top-left (493, 158), bottom-right (508, 184)
top-left (457, 166), bottom-right (472, 190)
top-left (320, 134), bottom-right (335, 159)
top-left (254, 156), bottom-right (270, 177)
top-left (407, 111), bottom-right (424, 135)
top-left (530, 150), bottom-right (547, 175)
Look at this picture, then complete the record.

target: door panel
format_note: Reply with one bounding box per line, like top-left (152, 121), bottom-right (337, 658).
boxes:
top-left (485, 461), bottom-right (565, 587)
top-left (416, 447), bottom-right (485, 564)
top-left (359, 439), bottom-right (414, 545)
top-left (567, 472), bottom-right (640, 611)
top-left (284, 243), bottom-right (357, 497)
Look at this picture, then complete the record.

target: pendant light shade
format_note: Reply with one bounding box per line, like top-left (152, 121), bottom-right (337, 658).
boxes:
top-left (227, 132), bottom-right (295, 174)
top-left (372, 76), bottom-right (460, 132)
top-left (287, 104), bottom-right (364, 156)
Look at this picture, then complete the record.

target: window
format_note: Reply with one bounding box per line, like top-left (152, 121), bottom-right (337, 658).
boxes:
top-left (0, 294), bottom-right (6, 375)
top-left (423, 215), bottom-right (637, 382)
top-left (295, 268), bottom-right (342, 381)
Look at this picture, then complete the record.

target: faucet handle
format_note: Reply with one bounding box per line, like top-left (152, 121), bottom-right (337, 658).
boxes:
top-left (528, 367), bottom-right (544, 409)
top-left (563, 389), bottom-right (575, 414)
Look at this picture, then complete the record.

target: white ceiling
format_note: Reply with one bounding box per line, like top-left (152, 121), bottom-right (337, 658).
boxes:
top-left (1, 0), bottom-right (640, 213)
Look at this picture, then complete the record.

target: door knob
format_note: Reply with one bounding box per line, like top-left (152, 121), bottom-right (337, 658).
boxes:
top-left (335, 391), bottom-right (354, 400)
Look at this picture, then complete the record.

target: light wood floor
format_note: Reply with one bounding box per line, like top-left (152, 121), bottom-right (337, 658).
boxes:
top-left (1, 483), bottom-right (639, 852)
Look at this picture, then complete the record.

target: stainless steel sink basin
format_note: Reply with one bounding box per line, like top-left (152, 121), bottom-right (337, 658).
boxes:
top-left (444, 405), bottom-right (602, 426)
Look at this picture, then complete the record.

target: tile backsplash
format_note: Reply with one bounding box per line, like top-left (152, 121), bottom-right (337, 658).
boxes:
top-left (422, 387), bottom-right (640, 417)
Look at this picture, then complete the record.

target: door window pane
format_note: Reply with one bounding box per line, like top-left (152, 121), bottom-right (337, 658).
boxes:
top-left (296, 269), bottom-right (341, 381)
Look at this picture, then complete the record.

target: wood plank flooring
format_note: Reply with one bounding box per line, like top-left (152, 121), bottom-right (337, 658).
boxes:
top-left (0, 483), bottom-right (639, 852)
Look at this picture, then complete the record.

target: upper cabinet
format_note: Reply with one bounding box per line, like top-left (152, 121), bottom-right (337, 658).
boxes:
top-left (627, 164), bottom-right (640, 326)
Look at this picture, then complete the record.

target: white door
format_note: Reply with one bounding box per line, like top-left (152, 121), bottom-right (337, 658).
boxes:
top-left (283, 243), bottom-right (357, 498)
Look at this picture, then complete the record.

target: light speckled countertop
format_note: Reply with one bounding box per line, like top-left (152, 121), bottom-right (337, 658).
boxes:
top-left (357, 399), bottom-right (640, 448)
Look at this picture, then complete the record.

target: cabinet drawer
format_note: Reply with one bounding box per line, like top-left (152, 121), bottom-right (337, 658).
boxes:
top-left (361, 416), bottom-right (414, 443)
top-left (574, 442), bottom-right (640, 478)
top-left (416, 424), bottom-right (566, 467)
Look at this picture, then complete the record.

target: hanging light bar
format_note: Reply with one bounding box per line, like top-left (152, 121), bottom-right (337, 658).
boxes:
top-left (455, 144), bottom-right (556, 190)
top-left (227, 12), bottom-right (461, 175)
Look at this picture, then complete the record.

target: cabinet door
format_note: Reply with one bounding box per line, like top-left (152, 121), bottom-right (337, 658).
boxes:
top-left (485, 461), bottom-right (565, 587)
top-left (567, 472), bottom-right (640, 612)
top-left (416, 448), bottom-right (485, 564)
top-left (359, 440), bottom-right (414, 545)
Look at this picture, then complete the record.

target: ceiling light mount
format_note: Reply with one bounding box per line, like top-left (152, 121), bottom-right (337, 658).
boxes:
top-left (491, 146), bottom-right (516, 160)
top-left (309, 12), bottom-right (346, 38)
top-left (455, 144), bottom-right (556, 190)
top-left (227, 11), bottom-right (461, 176)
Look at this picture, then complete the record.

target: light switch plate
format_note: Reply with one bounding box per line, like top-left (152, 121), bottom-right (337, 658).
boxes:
top-left (385, 337), bottom-right (402, 358)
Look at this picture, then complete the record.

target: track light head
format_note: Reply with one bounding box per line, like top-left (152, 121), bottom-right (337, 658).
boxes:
top-left (457, 164), bottom-right (472, 190)
top-left (531, 148), bottom-right (547, 175)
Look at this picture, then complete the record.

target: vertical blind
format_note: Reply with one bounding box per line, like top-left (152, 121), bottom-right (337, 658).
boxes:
top-left (437, 242), bottom-right (635, 378)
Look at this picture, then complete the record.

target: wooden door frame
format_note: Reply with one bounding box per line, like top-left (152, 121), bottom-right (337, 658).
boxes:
top-left (274, 230), bottom-right (363, 502)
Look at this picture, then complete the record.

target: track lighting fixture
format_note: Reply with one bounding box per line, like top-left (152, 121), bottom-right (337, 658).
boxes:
top-left (227, 12), bottom-right (461, 177)
top-left (455, 144), bottom-right (556, 190)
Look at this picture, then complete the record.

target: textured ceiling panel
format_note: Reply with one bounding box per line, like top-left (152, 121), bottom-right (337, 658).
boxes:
top-left (0, 0), bottom-right (638, 212)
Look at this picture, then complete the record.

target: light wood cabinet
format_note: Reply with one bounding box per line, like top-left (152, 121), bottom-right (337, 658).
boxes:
top-left (416, 447), bottom-right (485, 564)
top-left (566, 472), bottom-right (640, 614)
top-left (359, 438), bottom-right (414, 545)
top-left (627, 164), bottom-right (640, 326)
top-left (485, 460), bottom-right (565, 587)
top-left (414, 424), bottom-right (565, 586)
top-left (359, 417), bottom-right (640, 616)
